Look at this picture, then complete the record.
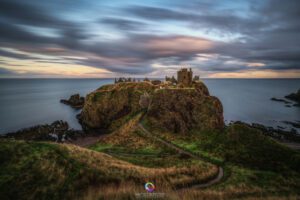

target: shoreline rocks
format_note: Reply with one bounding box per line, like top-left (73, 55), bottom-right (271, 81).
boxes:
top-left (271, 89), bottom-right (300, 107)
top-left (270, 97), bottom-right (291, 104)
top-left (1, 121), bottom-right (84, 142)
top-left (282, 121), bottom-right (300, 129)
top-left (60, 94), bottom-right (85, 109)
top-left (285, 89), bottom-right (300, 103)
top-left (232, 121), bottom-right (300, 143)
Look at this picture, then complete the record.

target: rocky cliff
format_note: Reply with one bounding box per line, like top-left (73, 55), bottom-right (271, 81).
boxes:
top-left (80, 81), bottom-right (224, 133)
top-left (80, 82), bottom-right (156, 131)
top-left (147, 87), bottom-right (223, 133)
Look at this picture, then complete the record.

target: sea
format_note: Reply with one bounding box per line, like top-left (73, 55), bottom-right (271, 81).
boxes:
top-left (0, 78), bottom-right (299, 134)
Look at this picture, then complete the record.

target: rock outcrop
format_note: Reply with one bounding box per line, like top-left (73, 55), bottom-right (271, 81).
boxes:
top-left (80, 81), bottom-right (224, 133)
top-left (147, 85), bottom-right (224, 133)
top-left (60, 94), bottom-right (85, 109)
top-left (285, 89), bottom-right (300, 104)
top-left (80, 82), bottom-right (156, 130)
top-left (2, 121), bottom-right (84, 142)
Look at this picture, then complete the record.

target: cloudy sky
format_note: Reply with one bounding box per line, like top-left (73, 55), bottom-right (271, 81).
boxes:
top-left (0, 0), bottom-right (300, 78)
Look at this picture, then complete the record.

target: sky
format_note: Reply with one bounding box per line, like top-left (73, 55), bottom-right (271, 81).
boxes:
top-left (0, 0), bottom-right (300, 78)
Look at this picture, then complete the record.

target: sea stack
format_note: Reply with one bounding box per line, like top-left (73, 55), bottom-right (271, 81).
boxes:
top-left (80, 68), bottom-right (224, 133)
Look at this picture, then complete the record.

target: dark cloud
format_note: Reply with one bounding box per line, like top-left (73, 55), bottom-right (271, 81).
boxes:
top-left (100, 18), bottom-right (146, 31)
top-left (126, 6), bottom-right (196, 21)
top-left (126, 5), bottom-right (264, 34)
top-left (0, 21), bottom-right (55, 45)
top-left (0, 0), bottom-right (70, 28)
top-left (0, 0), bottom-right (89, 48)
top-left (125, 1), bottom-right (300, 72)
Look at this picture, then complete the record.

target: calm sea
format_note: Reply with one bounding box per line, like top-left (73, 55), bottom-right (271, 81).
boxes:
top-left (0, 79), bottom-right (299, 134)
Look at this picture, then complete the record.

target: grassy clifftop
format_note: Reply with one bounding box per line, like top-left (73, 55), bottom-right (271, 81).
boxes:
top-left (81, 82), bottom-right (156, 131)
top-left (81, 81), bottom-right (224, 133)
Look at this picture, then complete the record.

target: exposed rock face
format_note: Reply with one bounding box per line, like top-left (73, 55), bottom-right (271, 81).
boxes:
top-left (81, 82), bottom-right (156, 130)
top-left (147, 83), bottom-right (224, 133)
top-left (81, 81), bottom-right (224, 133)
top-left (2, 121), bottom-right (83, 142)
top-left (60, 94), bottom-right (85, 108)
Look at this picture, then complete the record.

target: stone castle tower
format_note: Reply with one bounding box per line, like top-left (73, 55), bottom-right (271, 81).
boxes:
top-left (177, 68), bottom-right (193, 87)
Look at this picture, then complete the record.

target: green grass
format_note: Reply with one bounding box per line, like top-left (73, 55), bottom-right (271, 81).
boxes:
top-left (2, 112), bottom-right (300, 199)
top-left (89, 142), bottom-right (163, 156)
top-left (89, 143), bottom-right (114, 152)
top-left (139, 116), bottom-right (300, 198)
top-left (142, 117), bottom-right (300, 173)
top-left (0, 140), bottom-right (88, 200)
top-left (179, 164), bottom-right (300, 199)
top-left (172, 140), bottom-right (224, 165)
top-left (0, 139), bottom-right (218, 199)
top-left (213, 164), bottom-right (300, 197)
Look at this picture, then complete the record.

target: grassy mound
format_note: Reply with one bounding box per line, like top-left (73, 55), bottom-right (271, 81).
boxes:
top-left (220, 124), bottom-right (300, 172)
top-left (139, 119), bottom-right (300, 198)
top-left (143, 118), bottom-right (300, 172)
top-left (0, 139), bottom-right (218, 200)
top-left (179, 165), bottom-right (300, 199)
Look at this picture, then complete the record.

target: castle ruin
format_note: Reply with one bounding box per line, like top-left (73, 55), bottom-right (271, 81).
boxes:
top-left (115, 67), bottom-right (199, 88)
top-left (177, 68), bottom-right (193, 87)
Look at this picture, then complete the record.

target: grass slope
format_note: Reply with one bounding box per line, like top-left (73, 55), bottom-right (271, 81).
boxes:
top-left (1, 113), bottom-right (300, 199)
top-left (140, 118), bottom-right (300, 198)
top-left (0, 139), bottom-right (218, 200)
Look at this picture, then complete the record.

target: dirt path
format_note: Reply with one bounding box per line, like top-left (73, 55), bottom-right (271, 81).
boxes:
top-left (66, 135), bottom-right (105, 147)
top-left (138, 123), bottom-right (224, 189)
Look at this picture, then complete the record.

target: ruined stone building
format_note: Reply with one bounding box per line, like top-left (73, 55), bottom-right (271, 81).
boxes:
top-left (177, 68), bottom-right (193, 87)
top-left (115, 77), bottom-right (136, 83)
top-left (165, 76), bottom-right (177, 85)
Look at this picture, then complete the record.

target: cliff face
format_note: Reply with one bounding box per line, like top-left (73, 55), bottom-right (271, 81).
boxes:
top-left (147, 86), bottom-right (224, 133)
top-left (81, 82), bottom-right (156, 130)
top-left (81, 81), bottom-right (224, 133)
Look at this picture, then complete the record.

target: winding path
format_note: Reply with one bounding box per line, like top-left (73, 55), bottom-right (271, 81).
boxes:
top-left (66, 135), bottom-right (105, 147)
top-left (138, 123), bottom-right (224, 189)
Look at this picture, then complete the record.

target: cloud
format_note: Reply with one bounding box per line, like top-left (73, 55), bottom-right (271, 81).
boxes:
top-left (0, 49), bottom-right (36, 60)
top-left (126, 5), bottom-right (264, 34)
top-left (0, 21), bottom-right (55, 45)
top-left (0, 67), bottom-right (16, 75)
top-left (0, 0), bottom-right (69, 28)
top-left (124, 1), bottom-right (300, 72)
top-left (0, 0), bottom-right (299, 77)
top-left (100, 18), bottom-right (147, 31)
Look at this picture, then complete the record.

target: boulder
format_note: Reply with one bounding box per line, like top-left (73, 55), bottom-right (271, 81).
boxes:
top-left (2, 121), bottom-right (74, 142)
top-left (60, 94), bottom-right (85, 108)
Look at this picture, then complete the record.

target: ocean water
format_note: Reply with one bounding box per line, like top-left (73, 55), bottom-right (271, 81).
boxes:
top-left (0, 78), bottom-right (299, 134)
